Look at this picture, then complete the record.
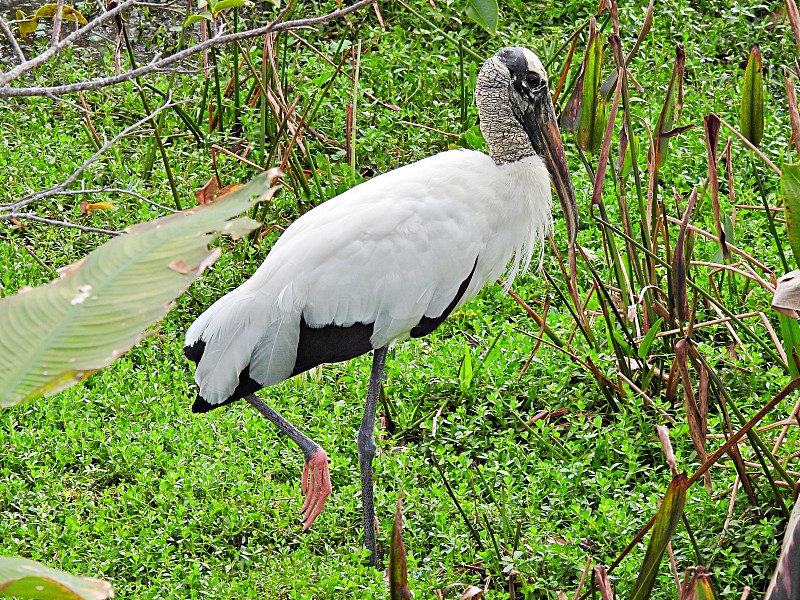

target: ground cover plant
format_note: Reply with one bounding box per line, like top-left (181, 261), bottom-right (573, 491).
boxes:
top-left (2, 0), bottom-right (800, 598)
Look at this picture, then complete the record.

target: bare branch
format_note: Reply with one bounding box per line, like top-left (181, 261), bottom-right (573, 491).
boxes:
top-left (0, 0), bottom-right (376, 97)
top-left (0, 16), bottom-right (26, 64)
top-left (2, 95), bottom-right (174, 212)
top-left (50, 0), bottom-right (66, 49)
top-left (0, 0), bottom-right (141, 87)
top-left (1, 213), bottom-right (120, 235)
top-left (40, 188), bottom-right (179, 213)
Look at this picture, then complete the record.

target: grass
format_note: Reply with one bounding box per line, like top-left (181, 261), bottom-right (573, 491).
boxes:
top-left (2, 0), bottom-right (800, 597)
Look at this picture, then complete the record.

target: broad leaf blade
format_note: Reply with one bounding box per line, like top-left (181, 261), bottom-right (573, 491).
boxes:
top-left (570, 18), bottom-right (605, 153)
top-left (0, 556), bottom-right (113, 599)
top-left (33, 3), bottom-right (88, 23)
top-left (212, 0), bottom-right (245, 15)
top-left (740, 45), bottom-right (764, 148)
top-left (655, 45), bottom-right (685, 168)
top-left (464, 0), bottom-right (498, 35)
top-left (773, 272), bottom-right (800, 377)
top-left (183, 12), bottom-right (212, 26)
top-left (0, 173), bottom-right (276, 407)
top-left (389, 495), bottom-right (411, 600)
top-left (628, 474), bottom-right (689, 600)
top-left (638, 317), bottom-right (663, 359)
top-left (17, 16), bottom-right (38, 37)
top-left (782, 164), bottom-right (800, 269)
top-left (704, 114), bottom-right (729, 260)
top-left (679, 567), bottom-right (716, 600)
top-left (671, 187), bottom-right (697, 321)
top-left (764, 494), bottom-right (800, 600)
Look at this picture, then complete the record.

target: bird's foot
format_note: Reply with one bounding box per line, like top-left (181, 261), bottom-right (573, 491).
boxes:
top-left (300, 447), bottom-right (332, 531)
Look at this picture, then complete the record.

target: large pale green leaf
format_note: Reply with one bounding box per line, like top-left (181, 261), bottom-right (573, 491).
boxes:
top-left (628, 474), bottom-right (689, 600)
top-left (740, 44), bottom-right (764, 148)
top-left (783, 163), bottom-right (800, 269)
top-left (0, 556), bottom-right (113, 599)
top-left (464, 0), bottom-right (498, 35)
top-left (0, 173), bottom-right (278, 407)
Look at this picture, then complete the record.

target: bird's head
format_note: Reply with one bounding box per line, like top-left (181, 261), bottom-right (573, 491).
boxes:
top-left (477, 47), bottom-right (579, 249)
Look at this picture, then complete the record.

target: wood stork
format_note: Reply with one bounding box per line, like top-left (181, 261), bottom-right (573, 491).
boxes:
top-left (184, 46), bottom-right (578, 566)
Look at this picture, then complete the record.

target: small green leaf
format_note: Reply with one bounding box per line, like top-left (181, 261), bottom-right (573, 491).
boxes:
top-left (0, 556), bottom-right (113, 599)
top-left (782, 163), bottom-right (800, 269)
top-left (638, 318), bottom-right (663, 359)
top-left (183, 12), bottom-right (212, 26)
top-left (628, 474), bottom-right (689, 600)
top-left (620, 132), bottom-right (639, 180)
top-left (465, 0), bottom-right (498, 35)
top-left (212, 0), bottom-right (245, 15)
top-left (740, 44), bottom-right (764, 148)
top-left (33, 3), bottom-right (87, 24)
top-left (709, 213), bottom-right (735, 265)
top-left (458, 345), bottom-right (473, 392)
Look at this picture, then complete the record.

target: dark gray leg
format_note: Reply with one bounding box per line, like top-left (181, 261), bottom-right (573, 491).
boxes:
top-left (358, 346), bottom-right (388, 567)
top-left (244, 393), bottom-right (331, 530)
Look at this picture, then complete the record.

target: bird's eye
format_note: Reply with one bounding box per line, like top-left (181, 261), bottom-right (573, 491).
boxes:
top-left (526, 72), bottom-right (544, 90)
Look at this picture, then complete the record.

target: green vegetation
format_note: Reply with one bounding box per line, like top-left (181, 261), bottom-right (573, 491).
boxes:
top-left (2, 0), bottom-right (800, 598)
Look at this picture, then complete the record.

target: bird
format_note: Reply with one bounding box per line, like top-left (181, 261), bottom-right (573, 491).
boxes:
top-left (184, 46), bottom-right (578, 566)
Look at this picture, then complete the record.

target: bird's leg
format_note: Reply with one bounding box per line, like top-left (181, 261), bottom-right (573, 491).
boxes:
top-left (244, 394), bottom-right (331, 531)
top-left (358, 346), bottom-right (388, 567)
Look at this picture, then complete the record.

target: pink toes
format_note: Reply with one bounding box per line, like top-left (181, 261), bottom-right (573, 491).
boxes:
top-left (300, 448), bottom-right (332, 531)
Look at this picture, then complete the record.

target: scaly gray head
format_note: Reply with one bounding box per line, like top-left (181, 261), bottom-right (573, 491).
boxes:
top-left (476, 47), bottom-right (579, 247)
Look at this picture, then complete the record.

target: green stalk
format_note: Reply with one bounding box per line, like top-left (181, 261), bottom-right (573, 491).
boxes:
top-left (260, 40), bottom-right (270, 166)
top-left (395, 0), bottom-right (482, 60)
top-left (143, 83), bottom-right (203, 142)
top-left (459, 39), bottom-right (467, 133)
top-left (232, 7), bottom-right (241, 135)
top-left (694, 350), bottom-right (795, 488)
top-left (511, 411), bottom-right (571, 462)
top-left (542, 268), bottom-right (594, 345)
top-left (120, 24), bottom-right (181, 209)
top-left (753, 157), bottom-right (790, 272)
top-left (349, 38), bottom-right (362, 171)
top-left (593, 213), bottom-right (788, 369)
top-left (430, 452), bottom-right (484, 550)
top-left (197, 77), bottom-right (211, 125)
top-left (209, 35), bottom-right (225, 132)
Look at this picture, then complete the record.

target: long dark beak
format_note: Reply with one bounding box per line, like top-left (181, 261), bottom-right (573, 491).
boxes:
top-left (522, 90), bottom-right (579, 249)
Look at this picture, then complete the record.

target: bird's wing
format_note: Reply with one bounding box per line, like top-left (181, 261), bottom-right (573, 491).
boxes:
top-left (186, 289), bottom-right (301, 403)
top-left (261, 150), bottom-right (501, 348)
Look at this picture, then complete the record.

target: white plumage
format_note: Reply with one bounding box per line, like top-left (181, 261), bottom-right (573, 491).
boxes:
top-left (184, 46), bottom-right (578, 566)
top-left (186, 150), bottom-right (553, 403)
